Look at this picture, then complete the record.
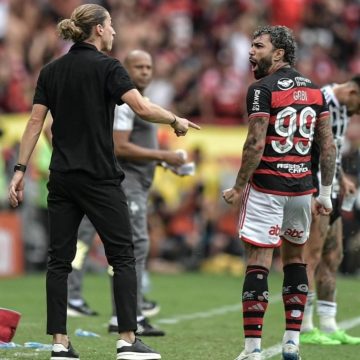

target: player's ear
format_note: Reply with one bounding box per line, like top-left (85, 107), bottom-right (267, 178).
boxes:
top-left (349, 83), bottom-right (360, 95)
top-left (274, 48), bottom-right (285, 62)
top-left (96, 24), bottom-right (104, 35)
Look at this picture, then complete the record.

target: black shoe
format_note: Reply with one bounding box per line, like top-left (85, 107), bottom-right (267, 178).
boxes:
top-left (141, 297), bottom-right (160, 318)
top-left (136, 318), bottom-right (165, 337)
top-left (108, 323), bottom-right (118, 334)
top-left (108, 318), bottom-right (165, 337)
top-left (50, 342), bottom-right (79, 359)
top-left (116, 338), bottom-right (161, 360)
top-left (67, 301), bottom-right (98, 317)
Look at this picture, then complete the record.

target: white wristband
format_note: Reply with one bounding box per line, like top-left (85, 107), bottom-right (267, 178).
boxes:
top-left (319, 184), bottom-right (332, 197)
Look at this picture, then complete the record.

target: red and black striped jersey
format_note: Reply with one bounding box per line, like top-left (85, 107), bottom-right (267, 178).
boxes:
top-left (246, 67), bottom-right (329, 195)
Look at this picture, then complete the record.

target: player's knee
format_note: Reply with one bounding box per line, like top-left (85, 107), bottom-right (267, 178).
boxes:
top-left (305, 245), bottom-right (322, 269)
top-left (323, 251), bottom-right (343, 272)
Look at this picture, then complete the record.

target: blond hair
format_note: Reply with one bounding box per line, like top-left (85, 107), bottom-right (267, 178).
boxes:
top-left (57, 4), bottom-right (108, 43)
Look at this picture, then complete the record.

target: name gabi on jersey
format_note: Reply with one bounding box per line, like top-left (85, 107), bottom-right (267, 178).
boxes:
top-left (252, 89), bottom-right (261, 111)
top-left (277, 163), bottom-right (309, 173)
top-left (293, 90), bottom-right (307, 101)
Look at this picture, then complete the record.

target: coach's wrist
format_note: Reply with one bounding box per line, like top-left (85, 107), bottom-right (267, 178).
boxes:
top-left (170, 114), bottom-right (177, 128)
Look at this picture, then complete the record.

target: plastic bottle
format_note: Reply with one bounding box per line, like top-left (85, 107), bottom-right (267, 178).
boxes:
top-left (0, 341), bottom-right (22, 348)
top-left (24, 342), bottom-right (52, 350)
top-left (75, 329), bottom-right (100, 337)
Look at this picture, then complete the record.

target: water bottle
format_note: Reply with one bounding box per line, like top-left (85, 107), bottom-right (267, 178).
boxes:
top-left (0, 341), bottom-right (22, 348)
top-left (24, 342), bottom-right (52, 350)
top-left (75, 329), bottom-right (100, 337)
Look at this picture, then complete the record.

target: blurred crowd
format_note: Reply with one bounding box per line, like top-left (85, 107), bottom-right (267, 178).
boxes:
top-left (1, 0), bottom-right (360, 276)
top-left (1, 0), bottom-right (360, 119)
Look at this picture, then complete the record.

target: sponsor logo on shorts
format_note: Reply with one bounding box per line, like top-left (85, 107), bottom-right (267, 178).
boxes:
top-left (269, 224), bottom-right (281, 236)
top-left (284, 228), bottom-right (304, 238)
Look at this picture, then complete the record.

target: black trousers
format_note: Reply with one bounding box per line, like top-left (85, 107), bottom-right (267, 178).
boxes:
top-left (46, 171), bottom-right (137, 334)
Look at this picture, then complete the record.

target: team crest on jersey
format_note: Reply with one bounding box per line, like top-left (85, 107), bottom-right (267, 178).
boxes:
top-left (277, 78), bottom-right (294, 90)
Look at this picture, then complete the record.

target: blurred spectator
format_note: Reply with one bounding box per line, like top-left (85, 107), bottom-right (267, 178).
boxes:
top-left (0, 0), bottom-right (360, 117)
top-left (198, 49), bottom-right (245, 122)
top-left (0, 127), bottom-right (6, 207)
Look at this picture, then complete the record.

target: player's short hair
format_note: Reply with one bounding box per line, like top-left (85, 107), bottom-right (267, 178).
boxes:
top-left (253, 25), bottom-right (296, 66)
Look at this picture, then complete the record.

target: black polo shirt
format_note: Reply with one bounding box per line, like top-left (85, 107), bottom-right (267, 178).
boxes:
top-left (33, 42), bottom-right (135, 179)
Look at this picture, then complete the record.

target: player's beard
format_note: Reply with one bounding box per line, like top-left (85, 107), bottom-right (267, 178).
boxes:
top-left (254, 55), bottom-right (273, 79)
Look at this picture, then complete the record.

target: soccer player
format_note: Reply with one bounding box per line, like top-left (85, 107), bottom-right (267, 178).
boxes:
top-left (300, 76), bottom-right (360, 345)
top-left (67, 49), bottom-right (186, 336)
top-left (223, 25), bottom-right (336, 360)
top-left (8, 4), bottom-right (199, 360)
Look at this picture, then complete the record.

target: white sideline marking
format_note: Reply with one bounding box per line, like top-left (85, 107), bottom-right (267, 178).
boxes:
top-left (155, 294), bottom-right (282, 325)
top-left (261, 316), bottom-right (360, 359)
top-left (154, 296), bottom-right (360, 359)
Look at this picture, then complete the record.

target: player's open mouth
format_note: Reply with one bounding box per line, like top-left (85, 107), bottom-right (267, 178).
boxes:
top-left (249, 58), bottom-right (257, 71)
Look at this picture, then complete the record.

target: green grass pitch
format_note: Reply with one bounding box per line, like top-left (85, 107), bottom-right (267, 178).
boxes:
top-left (1, 272), bottom-right (360, 359)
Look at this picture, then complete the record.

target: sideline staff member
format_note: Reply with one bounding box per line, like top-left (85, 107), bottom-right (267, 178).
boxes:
top-left (8, 4), bottom-right (199, 360)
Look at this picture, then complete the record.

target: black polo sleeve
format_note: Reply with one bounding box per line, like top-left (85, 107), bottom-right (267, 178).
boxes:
top-left (107, 60), bottom-right (135, 105)
top-left (33, 68), bottom-right (49, 106)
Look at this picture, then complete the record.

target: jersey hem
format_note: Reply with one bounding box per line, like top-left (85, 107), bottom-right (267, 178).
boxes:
top-left (250, 182), bottom-right (316, 196)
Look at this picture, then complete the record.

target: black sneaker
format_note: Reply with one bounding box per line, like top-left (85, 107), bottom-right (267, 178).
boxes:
top-left (50, 342), bottom-right (79, 359)
top-left (141, 297), bottom-right (160, 318)
top-left (116, 338), bottom-right (161, 360)
top-left (67, 301), bottom-right (98, 317)
top-left (136, 318), bottom-right (165, 337)
top-left (108, 323), bottom-right (118, 333)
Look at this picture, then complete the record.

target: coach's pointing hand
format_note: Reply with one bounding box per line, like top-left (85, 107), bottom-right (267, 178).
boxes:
top-left (171, 115), bottom-right (201, 137)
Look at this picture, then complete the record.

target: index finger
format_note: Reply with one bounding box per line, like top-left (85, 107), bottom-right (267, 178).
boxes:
top-left (188, 121), bottom-right (201, 130)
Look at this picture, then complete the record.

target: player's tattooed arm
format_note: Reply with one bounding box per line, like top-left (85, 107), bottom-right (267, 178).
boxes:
top-left (314, 115), bottom-right (336, 186)
top-left (234, 116), bottom-right (268, 189)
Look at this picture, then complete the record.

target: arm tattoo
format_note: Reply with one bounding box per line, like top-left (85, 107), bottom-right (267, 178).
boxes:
top-left (314, 116), bottom-right (336, 186)
top-left (234, 116), bottom-right (268, 189)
